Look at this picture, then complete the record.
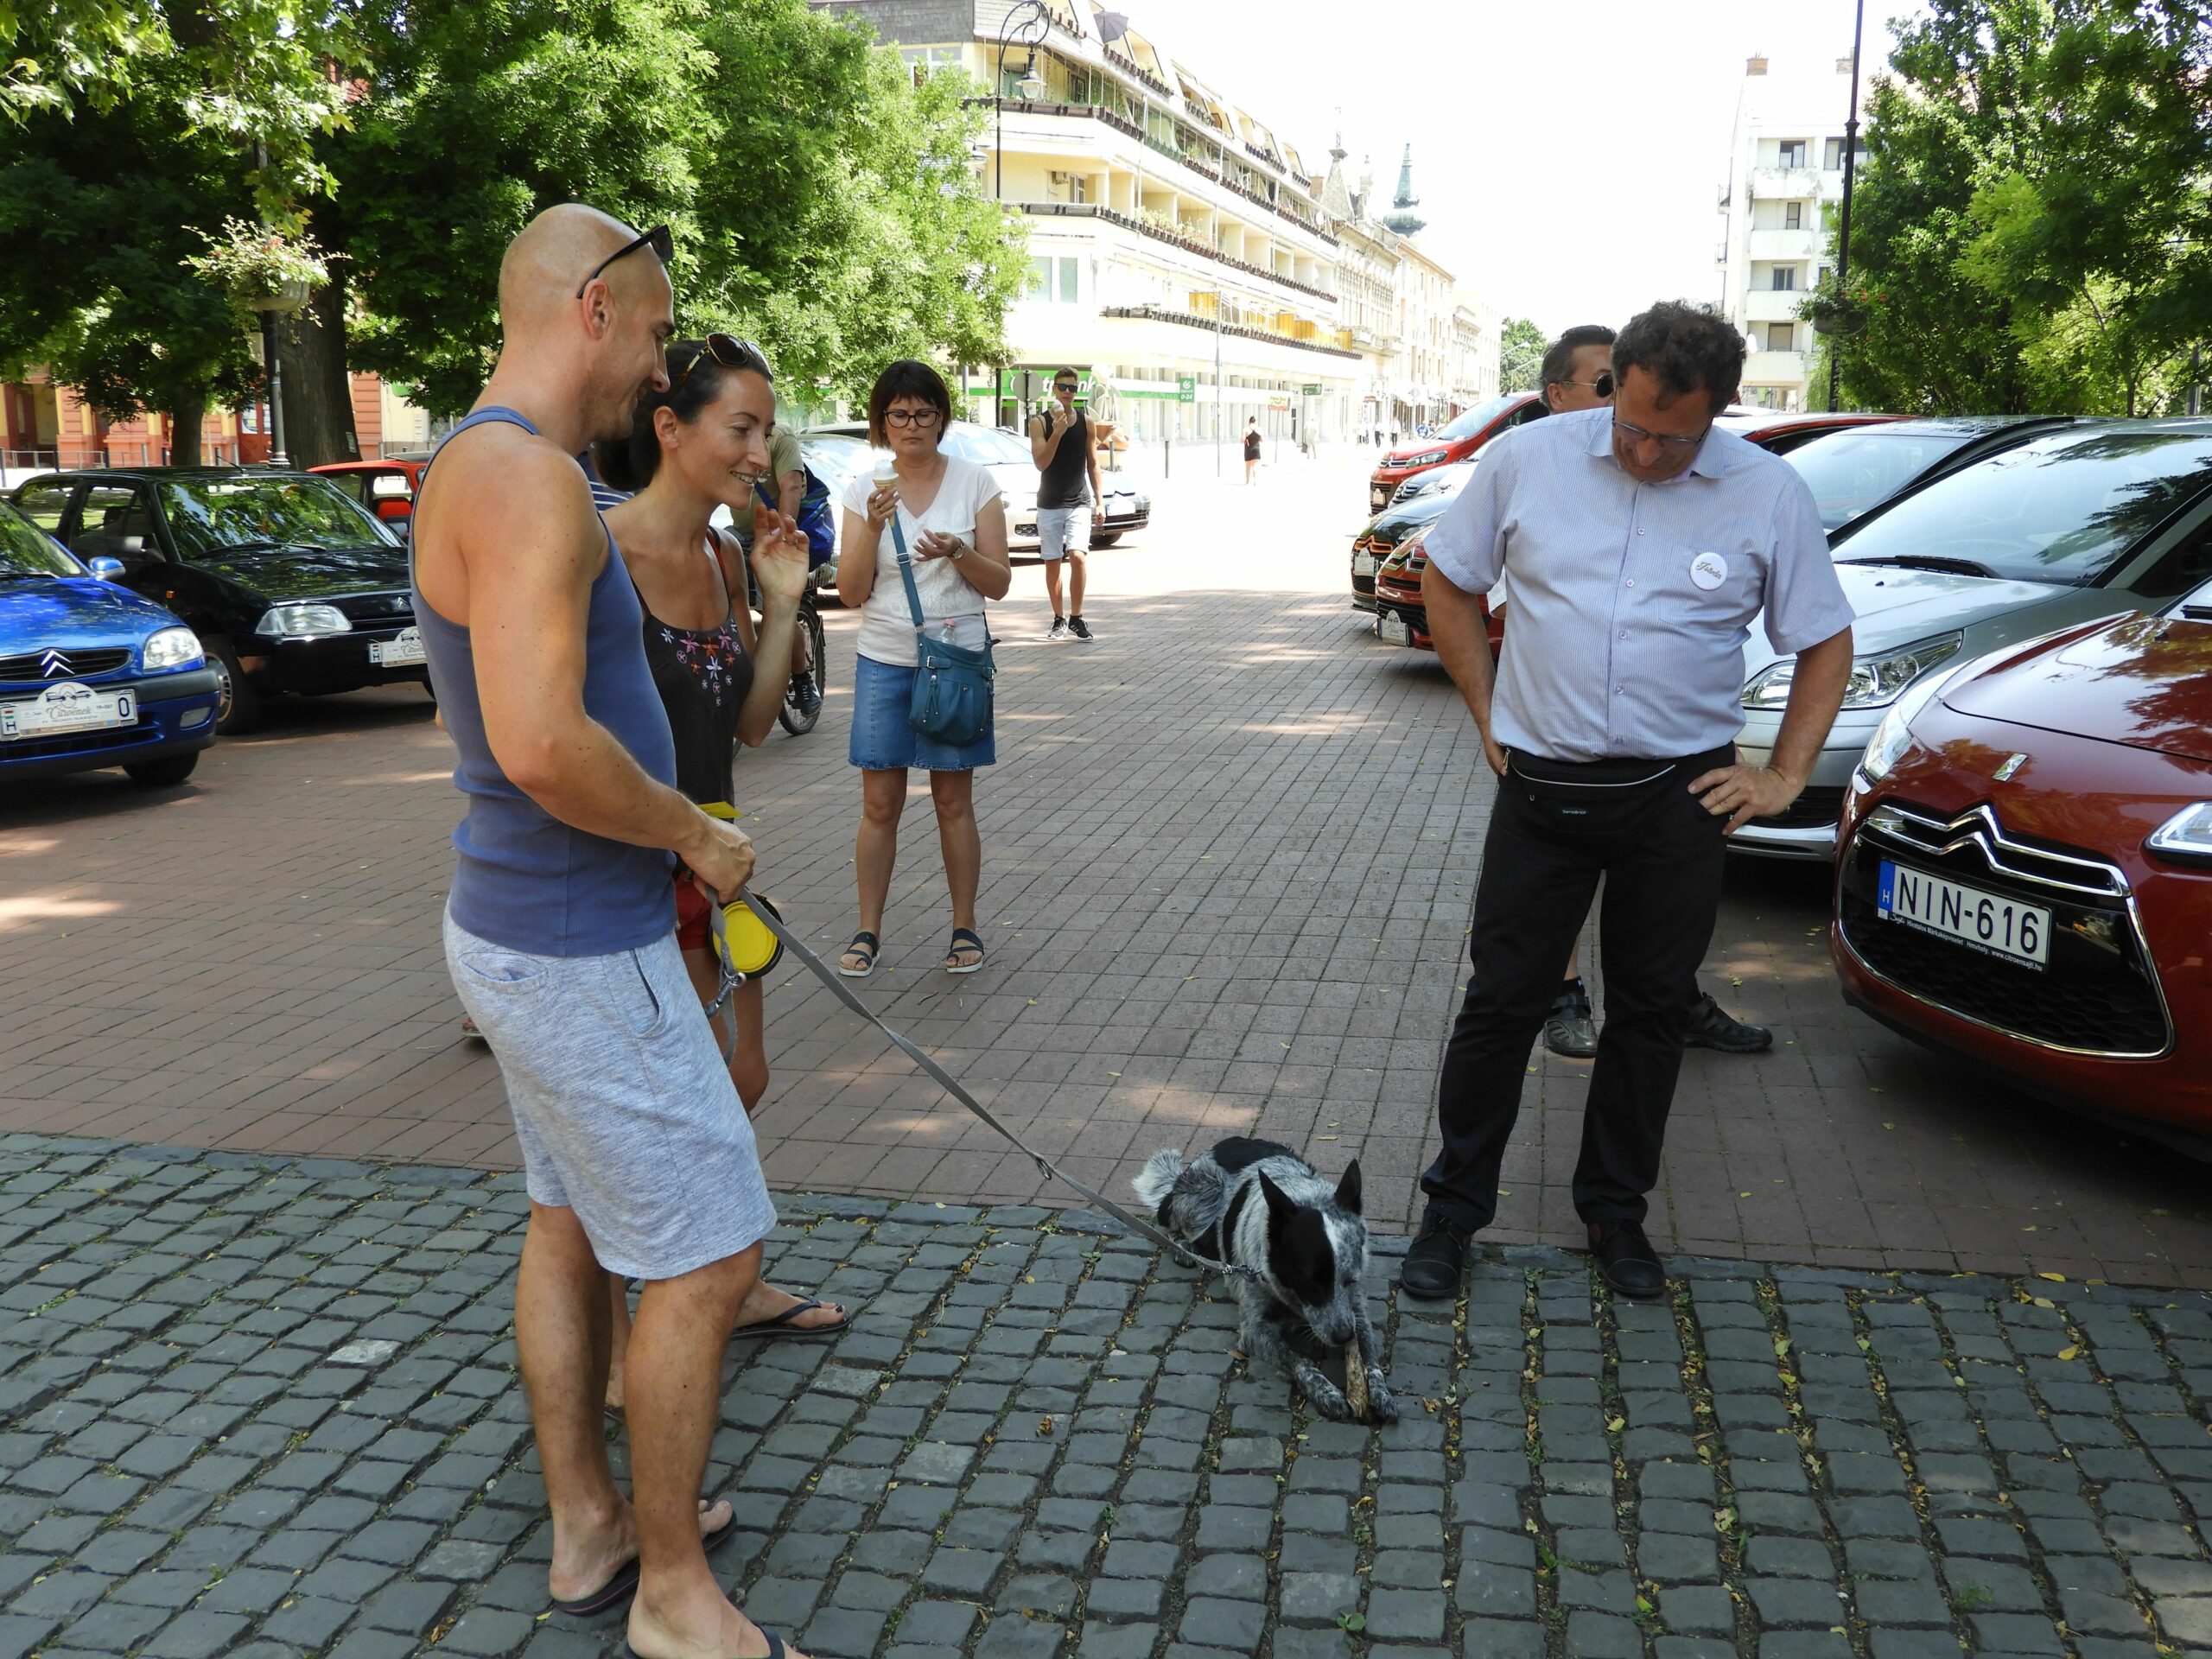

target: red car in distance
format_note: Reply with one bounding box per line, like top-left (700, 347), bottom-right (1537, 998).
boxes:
top-left (1833, 585), bottom-right (2212, 1144)
top-left (1368, 391), bottom-right (1544, 514)
top-left (308, 457), bottom-right (429, 542)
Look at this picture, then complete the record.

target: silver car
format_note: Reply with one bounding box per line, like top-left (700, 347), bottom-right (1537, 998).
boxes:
top-left (1732, 420), bottom-right (2212, 859)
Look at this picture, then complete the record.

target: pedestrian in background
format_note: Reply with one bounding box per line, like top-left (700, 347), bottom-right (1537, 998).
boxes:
top-left (1243, 418), bottom-right (1262, 483)
top-left (1400, 300), bottom-right (1855, 1304)
top-left (1029, 367), bottom-right (1100, 640)
top-left (725, 415), bottom-right (823, 718)
top-left (836, 359), bottom-right (1013, 980)
top-left (410, 205), bottom-right (804, 1659)
top-left (1518, 325), bottom-right (1776, 1064)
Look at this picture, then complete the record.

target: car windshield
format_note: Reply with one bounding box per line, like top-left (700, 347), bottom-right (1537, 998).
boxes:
top-left (0, 500), bottom-right (80, 580)
top-left (941, 423), bottom-right (1032, 467)
top-left (158, 474), bottom-right (396, 561)
top-left (1437, 394), bottom-right (1519, 443)
top-left (1784, 429), bottom-right (1974, 531)
top-left (798, 435), bottom-right (872, 496)
top-left (1834, 429), bottom-right (2212, 586)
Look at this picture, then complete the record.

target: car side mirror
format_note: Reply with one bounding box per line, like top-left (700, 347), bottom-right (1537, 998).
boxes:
top-left (86, 556), bottom-right (125, 582)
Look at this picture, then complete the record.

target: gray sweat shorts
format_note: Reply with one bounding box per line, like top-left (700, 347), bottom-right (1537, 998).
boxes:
top-left (443, 907), bottom-right (777, 1281)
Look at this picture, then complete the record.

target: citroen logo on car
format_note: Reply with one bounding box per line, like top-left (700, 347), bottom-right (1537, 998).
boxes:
top-left (38, 649), bottom-right (69, 678)
top-left (1993, 753), bottom-right (2028, 782)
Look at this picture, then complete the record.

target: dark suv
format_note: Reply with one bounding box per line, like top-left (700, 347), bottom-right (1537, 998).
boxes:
top-left (12, 467), bottom-right (428, 733)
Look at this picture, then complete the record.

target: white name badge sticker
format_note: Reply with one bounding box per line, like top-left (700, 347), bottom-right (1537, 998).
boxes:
top-left (1689, 551), bottom-right (1729, 590)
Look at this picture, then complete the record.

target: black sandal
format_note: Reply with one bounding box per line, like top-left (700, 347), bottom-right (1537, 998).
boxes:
top-left (838, 931), bottom-right (879, 978)
top-left (944, 927), bottom-right (986, 976)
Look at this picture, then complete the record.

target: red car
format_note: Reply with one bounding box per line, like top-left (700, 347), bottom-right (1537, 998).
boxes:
top-left (308, 457), bottom-right (429, 541)
top-left (1833, 590), bottom-right (2212, 1141)
top-left (1368, 391), bottom-right (1544, 514)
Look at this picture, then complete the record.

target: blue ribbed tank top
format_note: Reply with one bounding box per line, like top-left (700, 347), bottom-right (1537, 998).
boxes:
top-left (411, 407), bottom-right (677, 957)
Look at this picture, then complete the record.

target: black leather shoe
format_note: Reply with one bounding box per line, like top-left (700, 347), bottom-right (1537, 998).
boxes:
top-left (1588, 1219), bottom-right (1667, 1300)
top-left (1399, 1211), bottom-right (1471, 1300)
top-left (1683, 991), bottom-right (1771, 1053)
top-left (1544, 978), bottom-right (1599, 1059)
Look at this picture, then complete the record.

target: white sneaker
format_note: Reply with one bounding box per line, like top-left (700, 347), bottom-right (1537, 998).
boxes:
top-left (1048, 617), bottom-right (1068, 640)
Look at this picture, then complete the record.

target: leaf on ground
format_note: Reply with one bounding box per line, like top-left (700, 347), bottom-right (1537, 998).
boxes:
top-left (2037, 1272), bottom-right (2065, 1282)
top-left (2057, 1344), bottom-right (2080, 1362)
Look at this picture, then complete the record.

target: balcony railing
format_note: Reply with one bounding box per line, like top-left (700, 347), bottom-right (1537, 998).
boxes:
top-left (1099, 301), bottom-right (1361, 361)
top-left (995, 99), bottom-right (1339, 247)
top-left (1019, 202), bottom-right (1336, 302)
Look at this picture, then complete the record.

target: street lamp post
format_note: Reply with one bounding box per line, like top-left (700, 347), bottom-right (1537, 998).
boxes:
top-left (1828, 0), bottom-right (1866, 411)
top-left (994, 0), bottom-right (1050, 201)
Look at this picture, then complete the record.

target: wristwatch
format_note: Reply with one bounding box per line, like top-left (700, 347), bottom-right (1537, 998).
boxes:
top-left (950, 540), bottom-right (968, 561)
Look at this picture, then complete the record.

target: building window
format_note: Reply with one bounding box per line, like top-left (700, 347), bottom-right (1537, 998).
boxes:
top-left (1823, 137), bottom-right (1867, 171)
top-left (1777, 139), bottom-right (1807, 169)
top-left (1783, 200), bottom-right (1802, 230)
top-left (1027, 256), bottom-right (1079, 303)
top-left (1766, 323), bottom-right (1795, 353)
top-left (899, 45), bottom-right (963, 84)
top-left (1770, 264), bottom-right (1798, 292)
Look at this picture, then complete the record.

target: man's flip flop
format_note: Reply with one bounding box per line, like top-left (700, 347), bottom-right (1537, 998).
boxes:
top-left (625, 1632), bottom-right (790, 1659)
top-left (548, 1498), bottom-right (741, 1618)
top-left (729, 1295), bottom-right (853, 1343)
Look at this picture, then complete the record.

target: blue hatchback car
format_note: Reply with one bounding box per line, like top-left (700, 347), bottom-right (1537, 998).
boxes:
top-left (0, 496), bottom-right (220, 788)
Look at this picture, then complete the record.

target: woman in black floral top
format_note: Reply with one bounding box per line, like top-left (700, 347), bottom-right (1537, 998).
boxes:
top-left (591, 338), bottom-right (852, 1381)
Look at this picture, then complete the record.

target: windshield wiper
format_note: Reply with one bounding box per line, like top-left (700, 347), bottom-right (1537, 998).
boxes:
top-left (1836, 554), bottom-right (1999, 579)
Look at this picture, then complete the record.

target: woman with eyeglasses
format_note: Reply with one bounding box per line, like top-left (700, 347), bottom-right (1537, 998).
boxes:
top-left (588, 334), bottom-right (851, 1389)
top-left (835, 359), bottom-right (1013, 979)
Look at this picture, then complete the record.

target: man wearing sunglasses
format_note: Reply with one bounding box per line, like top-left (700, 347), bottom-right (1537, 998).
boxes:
top-left (1400, 301), bottom-right (1854, 1305)
top-left (1029, 368), bottom-right (1102, 640)
top-left (411, 206), bottom-right (805, 1659)
top-left (1522, 327), bottom-right (1772, 1063)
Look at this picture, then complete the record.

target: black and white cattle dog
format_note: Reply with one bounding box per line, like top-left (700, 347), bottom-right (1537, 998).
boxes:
top-left (1133, 1137), bottom-right (1397, 1423)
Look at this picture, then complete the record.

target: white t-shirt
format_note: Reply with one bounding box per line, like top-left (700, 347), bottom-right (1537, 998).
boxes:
top-left (842, 454), bottom-right (1001, 667)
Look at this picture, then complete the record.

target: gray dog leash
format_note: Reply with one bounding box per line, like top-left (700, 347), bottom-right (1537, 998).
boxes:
top-left (734, 896), bottom-right (1262, 1286)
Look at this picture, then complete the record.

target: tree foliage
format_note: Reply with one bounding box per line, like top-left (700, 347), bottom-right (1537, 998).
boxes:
top-left (1497, 317), bottom-right (1545, 394)
top-left (1827, 0), bottom-right (2212, 415)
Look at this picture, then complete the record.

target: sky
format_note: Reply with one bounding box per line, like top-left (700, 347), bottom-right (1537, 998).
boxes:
top-left (1141, 0), bottom-right (1932, 335)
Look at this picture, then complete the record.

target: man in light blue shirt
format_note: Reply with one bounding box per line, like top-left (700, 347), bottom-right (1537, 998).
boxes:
top-left (1399, 301), bottom-right (1855, 1303)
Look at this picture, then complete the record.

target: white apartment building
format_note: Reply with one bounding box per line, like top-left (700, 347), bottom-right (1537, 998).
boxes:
top-left (817, 0), bottom-right (1497, 450)
top-left (1716, 53), bottom-right (1867, 410)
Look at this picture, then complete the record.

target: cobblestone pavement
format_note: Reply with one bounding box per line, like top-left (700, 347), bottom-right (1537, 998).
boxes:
top-left (5, 456), bottom-right (2212, 1287)
top-left (6, 1135), bottom-right (2212, 1659)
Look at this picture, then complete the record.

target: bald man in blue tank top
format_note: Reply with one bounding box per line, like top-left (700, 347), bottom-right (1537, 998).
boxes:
top-left (411, 205), bottom-right (809, 1659)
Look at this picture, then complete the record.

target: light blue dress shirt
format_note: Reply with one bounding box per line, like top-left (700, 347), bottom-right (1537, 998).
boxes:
top-left (1424, 406), bottom-right (1854, 764)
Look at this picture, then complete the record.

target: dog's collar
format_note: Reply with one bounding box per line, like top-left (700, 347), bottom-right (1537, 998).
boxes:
top-left (1214, 1179), bottom-right (1255, 1268)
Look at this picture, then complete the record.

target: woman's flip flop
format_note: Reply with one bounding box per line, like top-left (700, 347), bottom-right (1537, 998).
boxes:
top-left (838, 931), bottom-right (879, 978)
top-left (944, 927), bottom-right (986, 976)
top-left (729, 1295), bottom-right (853, 1344)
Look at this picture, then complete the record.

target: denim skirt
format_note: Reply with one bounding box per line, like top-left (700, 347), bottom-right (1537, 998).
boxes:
top-left (849, 652), bottom-right (997, 772)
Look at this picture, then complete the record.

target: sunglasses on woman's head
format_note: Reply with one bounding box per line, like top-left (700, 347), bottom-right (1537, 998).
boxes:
top-left (574, 225), bottom-right (673, 299)
top-left (669, 332), bottom-right (772, 396)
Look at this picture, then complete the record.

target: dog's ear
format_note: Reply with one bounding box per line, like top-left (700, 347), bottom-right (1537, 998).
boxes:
top-left (1334, 1160), bottom-right (1363, 1216)
top-left (1255, 1170), bottom-right (1299, 1231)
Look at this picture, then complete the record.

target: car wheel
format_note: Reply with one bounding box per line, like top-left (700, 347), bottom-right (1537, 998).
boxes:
top-left (205, 635), bottom-right (266, 735)
top-left (124, 752), bottom-right (200, 788)
top-left (1089, 532), bottom-right (1122, 549)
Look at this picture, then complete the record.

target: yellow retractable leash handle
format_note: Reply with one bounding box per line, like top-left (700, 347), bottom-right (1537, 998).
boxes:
top-left (696, 803), bottom-right (784, 1061)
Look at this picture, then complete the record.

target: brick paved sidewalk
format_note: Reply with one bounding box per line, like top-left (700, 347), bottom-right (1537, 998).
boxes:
top-left (5, 1135), bottom-right (2212, 1659)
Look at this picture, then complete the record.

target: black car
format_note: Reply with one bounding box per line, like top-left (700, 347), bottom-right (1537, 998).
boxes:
top-left (1351, 488), bottom-right (1456, 613)
top-left (12, 467), bottom-right (428, 734)
top-left (1779, 415), bottom-right (2082, 531)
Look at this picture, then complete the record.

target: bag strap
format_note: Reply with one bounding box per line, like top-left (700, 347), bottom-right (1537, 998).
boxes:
top-left (888, 514), bottom-right (928, 636)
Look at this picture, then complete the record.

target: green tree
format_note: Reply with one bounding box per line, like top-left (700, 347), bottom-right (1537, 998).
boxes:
top-left (0, 53), bottom-right (261, 461)
top-left (1828, 0), bottom-right (2212, 415)
top-left (1497, 317), bottom-right (1545, 393)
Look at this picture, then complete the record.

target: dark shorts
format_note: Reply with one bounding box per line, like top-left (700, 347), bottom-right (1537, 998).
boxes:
top-left (674, 876), bottom-right (711, 954)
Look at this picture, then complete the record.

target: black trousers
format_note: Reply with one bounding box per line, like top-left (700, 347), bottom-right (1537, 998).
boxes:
top-left (1419, 744), bottom-right (1732, 1233)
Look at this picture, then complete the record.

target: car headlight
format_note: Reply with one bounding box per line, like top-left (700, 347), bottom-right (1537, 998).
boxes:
top-left (141, 626), bottom-right (204, 671)
top-left (2146, 804), bottom-right (2212, 867)
top-left (1394, 524), bottom-right (1433, 572)
top-left (1743, 631), bottom-right (1961, 711)
top-left (255, 603), bottom-right (353, 638)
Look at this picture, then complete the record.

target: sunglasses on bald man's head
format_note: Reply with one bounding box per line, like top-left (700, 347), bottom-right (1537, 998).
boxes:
top-left (669, 332), bottom-right (772, 396)
top-left (574, 224), bottom-right (673, 299)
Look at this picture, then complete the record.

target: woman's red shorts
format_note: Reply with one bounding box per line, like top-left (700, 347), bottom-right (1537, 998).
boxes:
top-left (674, 877), bottom-right (712, 954)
